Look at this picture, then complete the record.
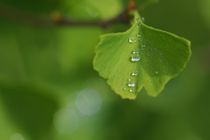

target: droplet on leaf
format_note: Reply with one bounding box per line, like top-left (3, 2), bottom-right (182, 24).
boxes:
top-left (128, 37), bottom-right (137, 44)
top-left (132, 51), bottom-right (140, 54)
top-left (127, 82), bottom-right (136, 88)
top-left (130, 56), bottom-right (141, 62)
top-left (129, 89), bottom-right (135, 93)
top-left (130, 72), bottom-right (138, 77)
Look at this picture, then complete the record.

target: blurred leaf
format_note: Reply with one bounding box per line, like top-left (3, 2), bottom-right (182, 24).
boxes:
top-left (94, 11), bottom-right (191, 99)
top-left (200, 0), bottom-right (210, 29)
top-left (58, 28), bottom-right (101, 73)
top-left (62, 0), bottom-right (122, 20)
top-left (0, 98), bottom-right (16, 140)
top-left (0, 4), bottom-right (102, 138)
top-left (0, 82), bottom-right (59, 140)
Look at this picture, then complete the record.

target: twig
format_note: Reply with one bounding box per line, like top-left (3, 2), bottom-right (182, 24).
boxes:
top-left (0, 5), bottom-right (130, 28)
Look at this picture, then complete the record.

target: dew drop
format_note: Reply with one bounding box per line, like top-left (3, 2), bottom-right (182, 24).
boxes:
top-left (128, 37), bottom-right (137, 44)
top-left (132, 51), bottom-right (140, 55)
top-left (131, 72), bottom-right (138, 77)
top-left (128, 83), bottom-right (136, 88)
top-left (141, 17), bottom-right (145, 22)
top-left (129, 89), bottom-right (134, 93)
top-left (130, 56), bottom-right (141, 62)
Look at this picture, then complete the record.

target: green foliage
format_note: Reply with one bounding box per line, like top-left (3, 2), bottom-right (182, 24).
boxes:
top-left (1, 0), bottom-right (210, 140)
top-left (200, 0), bottom-right (210, 29)
top-left (62, 0), bottom-right (122, 20)
top-left (0, 82), bottom-right (58, 139)
top-left (94, 11), bottom-right (191, 99)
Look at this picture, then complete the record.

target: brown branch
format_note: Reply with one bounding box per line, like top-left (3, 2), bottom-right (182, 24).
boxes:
top-left (0, 5), bottom-right (130, 28)
top-left (128, 0), bottom-right (137, 11)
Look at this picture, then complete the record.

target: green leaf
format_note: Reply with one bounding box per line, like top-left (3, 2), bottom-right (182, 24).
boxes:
top-left (93, 11), bottom-right (191, 100)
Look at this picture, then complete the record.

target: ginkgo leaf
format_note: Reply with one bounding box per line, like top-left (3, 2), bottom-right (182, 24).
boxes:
top-left (93, 11), bottom-right (191, 100)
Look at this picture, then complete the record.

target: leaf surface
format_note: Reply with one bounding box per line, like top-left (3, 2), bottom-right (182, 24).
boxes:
top-left (94, 11), bottom-right (191, 99)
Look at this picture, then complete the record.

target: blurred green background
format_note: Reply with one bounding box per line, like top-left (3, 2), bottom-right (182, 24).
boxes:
top-left (0, 0), bottom-right (210, 140)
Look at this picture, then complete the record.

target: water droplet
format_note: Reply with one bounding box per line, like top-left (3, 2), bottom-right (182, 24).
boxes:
top-left (128, 37), bottom-right (137, 44)
top-left (141, 17), bottom-right (145, 22)
top-left (131, 72), bottom-right (138, 77)
top-left (129, 88), bottom-right (136, 93)
top-left (128, 82), bottom-right (136, 88)
top-left (130, 56), bottom-right (141, 62)
top-left (132, 51), bottom-right (140, 55)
